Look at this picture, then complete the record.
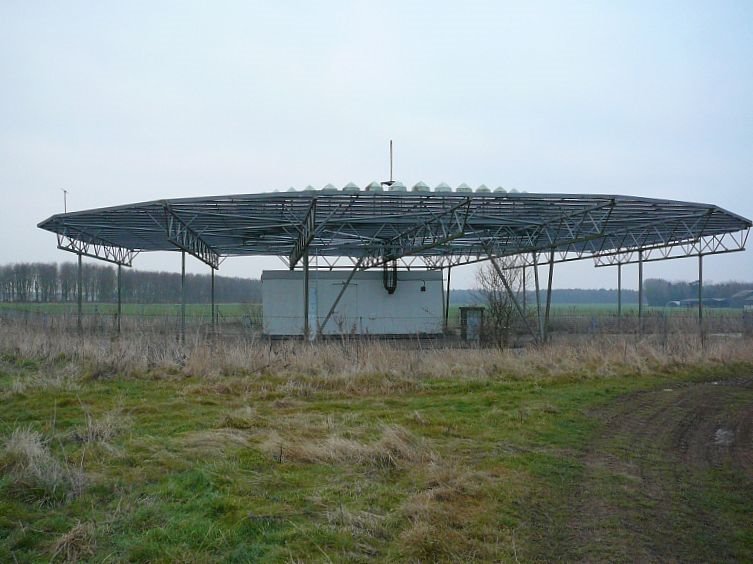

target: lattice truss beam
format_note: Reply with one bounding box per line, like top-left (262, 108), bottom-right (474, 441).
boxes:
top-left (423, 204), bottom-right (750, 270)
top-left (56, 231), bottom-right (138, 267)
top-left (359, 198), bottom-right (472, 267)
top-left (163, 206), bottom-right (220, 269)
top-left (38, 192), bottom-right (751, 269)
top-left (593, 229), bottom-right (750, 267)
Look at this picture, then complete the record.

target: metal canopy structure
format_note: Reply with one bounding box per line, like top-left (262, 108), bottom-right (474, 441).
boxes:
top-left (37, 190), bottom-right (752, 270)
top-left (38, 187), bottom-right (752, 343)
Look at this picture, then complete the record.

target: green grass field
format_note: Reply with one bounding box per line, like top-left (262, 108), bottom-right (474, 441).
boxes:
top-left (1, 327), bottom-right (753, 561)
top-left (0, 302), bottom-right (261, 318)
top-left (447, 302), bottom-right (743, 319)
top-left (0, 301), bottom-right (742, 320)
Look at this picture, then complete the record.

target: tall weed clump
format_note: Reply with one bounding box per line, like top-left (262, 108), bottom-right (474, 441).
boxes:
top-left (1, 427), bottom-right (86, 505)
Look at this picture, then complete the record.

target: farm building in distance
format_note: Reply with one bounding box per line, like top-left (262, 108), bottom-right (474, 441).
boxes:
top-left (37, 181), bottom-right (752, 341)
top-left (730, 289), bottom-right (753, 309)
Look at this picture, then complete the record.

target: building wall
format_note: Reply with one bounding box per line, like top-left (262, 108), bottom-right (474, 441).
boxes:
top-left (262, 270), bottom-right (444, 336)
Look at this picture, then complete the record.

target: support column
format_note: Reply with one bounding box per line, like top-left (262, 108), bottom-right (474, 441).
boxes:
top-left (533, 251), bottom-right (543, 342)
top-left (544, 248), bottom-right (555, 342)
top-left (181, 250), bottom-right (186, 342)
top-left (303, 251), bottom-right (310, 340)
top-left (117, 263), bottom-right (122, 335)
top-left (638, 250), bottom-right (644, 336)
top-left (77, 252), bottom-right (83, 332)
top-left (617, 263), bottom-right (622, 331)
top-left (522, 264), bottom-right (527, 312)
top-left (698, 254), bottom-right (704, 344)
top-left (211, 267), bottom-right (216, 334)
top-left (444, 266), bottom-right (452, 333)
top-left (440, 266), bottom-right (446, 332)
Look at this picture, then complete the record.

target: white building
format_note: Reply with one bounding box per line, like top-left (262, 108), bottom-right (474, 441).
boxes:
top-left (262, 270), bottom-right (444, 337)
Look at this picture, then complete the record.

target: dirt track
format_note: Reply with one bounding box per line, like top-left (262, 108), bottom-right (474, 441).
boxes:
top-left (562, 377), bottom-right (753, 562)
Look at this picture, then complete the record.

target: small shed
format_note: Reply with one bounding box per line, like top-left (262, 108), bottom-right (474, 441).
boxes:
top-left (459, 306), bottom-right (485, 343)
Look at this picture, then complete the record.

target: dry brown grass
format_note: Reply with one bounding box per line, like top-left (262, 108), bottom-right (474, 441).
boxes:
top-left (260, 424), bottom-right (437, 469)
top-left (1, 321), bottom-right (752, 399)
top-left (218, 405), bottom-right (266, 429)
top-left (398, 462), bottom-right (504, 560)
top-left (326, 506), bottom-right (389, 540)
top-left (180, 428), bottom-right (252, 458)
top-left (1, 427), bottom-right (87, 505)
top-left (5, 323), bottom-right (753, 386)
top-left (50, 521), bottom-right (96, 562)
top-left (71, 409), bottom-right (131, 446)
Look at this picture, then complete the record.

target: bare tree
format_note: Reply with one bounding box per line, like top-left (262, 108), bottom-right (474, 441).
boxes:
top-left (475, 259), bottom-right (528, 347)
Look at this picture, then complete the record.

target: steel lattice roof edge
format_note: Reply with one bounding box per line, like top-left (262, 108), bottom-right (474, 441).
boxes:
top-left (38, 191), bottom-right (752, 268)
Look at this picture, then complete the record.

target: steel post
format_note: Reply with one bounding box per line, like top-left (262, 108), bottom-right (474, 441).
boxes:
top-left (617, 262), bottom-right (622, 330)
top-left (522, 264), bottom-right (527, 312)
top-left (303, 251), bottom-right (310, 340)
top-left (638, 250), bottom-right (644, 335)
top-left (533, 251), bottom-right (543, 341)
top-left (77, 252), bottom-right (83, 331)
top-left (211, 267), bottom-right (216, 334)
top-left (181, 251), bottom-right (186, 342)
top-left (445, 266), bottom-right (452, 332)
top-left (698, 254), bottom-right (704, 344)
top-left (117, 263), bottom-right (122, 334)
top-left (544, 248), bottom-right (555, 342)
top-left (440, 266), bottom-right (446, 331)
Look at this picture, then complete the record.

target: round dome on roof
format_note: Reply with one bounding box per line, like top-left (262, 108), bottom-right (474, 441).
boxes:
top-left (322, 183), bottom-right (337, 192)
top-left (456, 183), bottom-right (472, 193)
top-left (434, 182), bottom-right (452, 192)
top-left (389, 181), bottom-right (407, 192)
top-left (476, 184), bottom-right (491, 193)
top-left (342, 182), bottom-right (360, 192)
top-left (494, 186), bottom-right (507, 193)
top-left (287, 187), bottom-right (297, 192)
top-left (365, 181), bottom-right (382, 192)
top-left (412, 181), bottom-right (430, 192)
top-left (509, 188), bottom-right (519, 194)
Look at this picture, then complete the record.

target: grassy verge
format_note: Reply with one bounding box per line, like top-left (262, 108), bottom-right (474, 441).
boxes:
top-left (1, 326), bottom-right (752, 561)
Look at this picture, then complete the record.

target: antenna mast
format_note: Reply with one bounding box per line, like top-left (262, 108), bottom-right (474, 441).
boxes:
top-left (389, 140), bottom-right (393, 182)
top-left (61, 188), bottom-right (68, 213)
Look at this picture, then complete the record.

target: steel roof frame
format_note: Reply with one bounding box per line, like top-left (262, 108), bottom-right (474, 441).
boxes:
top-left (38, 191), bottom-right (751, 269)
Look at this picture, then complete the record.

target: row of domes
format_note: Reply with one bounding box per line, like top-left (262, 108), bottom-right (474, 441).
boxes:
top-left (281, 181), bottom-right (526, 194)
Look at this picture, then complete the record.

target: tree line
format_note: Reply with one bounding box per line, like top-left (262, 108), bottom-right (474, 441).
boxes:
top-left (643, 278), bottom-right (752, 306)
top-left (0, 262), bottom-right (261, 304)
top-left (452, 288), bottom-right (639, 306)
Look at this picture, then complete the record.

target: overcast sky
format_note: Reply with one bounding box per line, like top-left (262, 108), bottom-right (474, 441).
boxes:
top-left (1, 1), bottom-right (751, 289)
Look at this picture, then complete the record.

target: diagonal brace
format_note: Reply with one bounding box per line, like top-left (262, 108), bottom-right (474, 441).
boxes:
top-left (487, 252), bottom-right (540, 344)
top-left (165, 206), bottom-right (220, 269)
top-left (318, 257), bottom-right (365, 335)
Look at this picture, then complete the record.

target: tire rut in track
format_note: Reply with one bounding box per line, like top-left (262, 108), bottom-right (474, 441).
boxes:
top-left (564, 377), bottom-right (753, 562)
